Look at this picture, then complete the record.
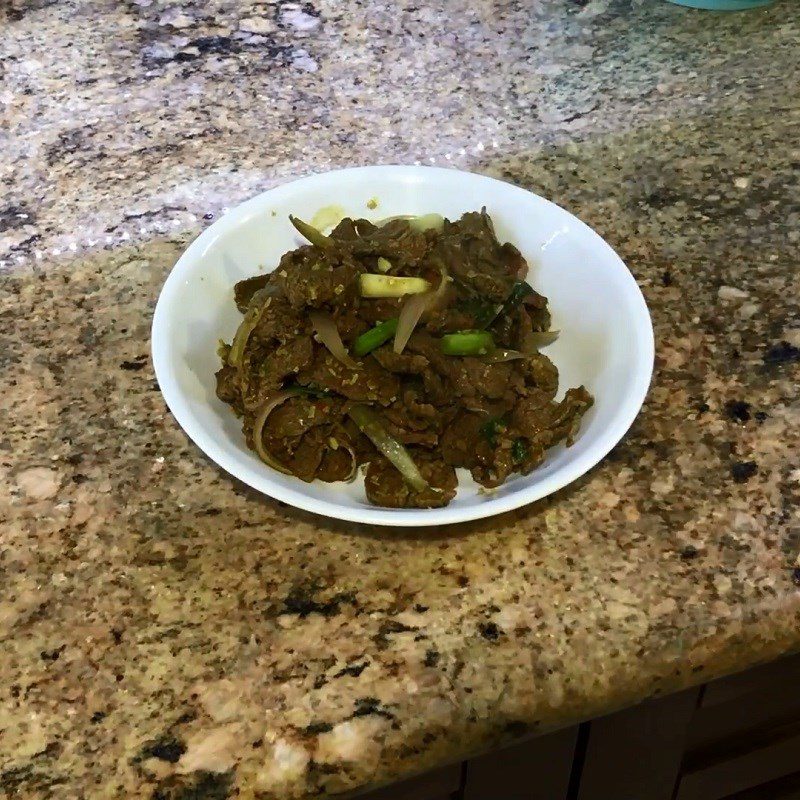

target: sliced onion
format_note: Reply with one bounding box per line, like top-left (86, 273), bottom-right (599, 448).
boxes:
top-left (394, 268), bottom-right (450, 354)
top-left (327, 437), bottom-right (359, 482)
top-left (528, 330), bottom-right (560, 348)
top-left (482, 348), bottom-right (527, 363)
top-left (377, 213), bottom-right (445, 232)
top-left (252, 390), bottom-right (302, 474)
top-left (309, 311), bottom-right (360, 370)
top-left (342, 444), bottom-right (358, 482)
top-left (348, 404), bottom-right (428, 492)
top-left (393, 292), bottom-right (430, 355)
top-left (228, 289), bottom-right (271, 368)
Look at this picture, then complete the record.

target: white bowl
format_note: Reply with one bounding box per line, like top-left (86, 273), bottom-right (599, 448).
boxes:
top-left (151, 166), bottom-right (654, 527)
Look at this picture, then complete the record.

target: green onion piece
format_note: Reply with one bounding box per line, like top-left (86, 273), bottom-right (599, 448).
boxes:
top-left (348, 405), bottom-right (428, 492)
top-left (440, 330), bottom-right (495, 356)
top-left (352, 318), bottom-right (399, 356)
top-left (289, 215), bottom-right (333, 250)
top-left (359, 273), bottom-right (431, 297)
top-left (478, 280), bottom-right (535, 329)
top-left (377, 257), bottom-right (392, 273)
top-left (511, 438), bottom-right (529, 464)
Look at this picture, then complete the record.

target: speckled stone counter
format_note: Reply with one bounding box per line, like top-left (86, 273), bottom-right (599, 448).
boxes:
top-left (2, 1), bottom-right (799, 798)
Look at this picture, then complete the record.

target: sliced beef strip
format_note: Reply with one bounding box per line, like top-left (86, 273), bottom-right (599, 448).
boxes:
top-left (381, 390), bottom-right (441, 447)
top-left (215, 364), bottom-right (241, 409)
top-left (407, 333), bottom-right (524, 403)
top-left (431, 211), bottom-right (520, 301)
top-left (424, 305), bottom-right (480, 335)
top-left (254, 402), bottom-right (355, 483)
top-left (271, 246), bottom-right (361, 310)
top-left (371, 347), bottom-right (429, 375)
top-left (234, 274), bottom-right (271, 313)
top-left (440, 412), bottom-right (490, 470)
top-left (277, 429), bottom-right (327, 482)
top-left (263, 395), bottom-right (343, 439)
top-left (491, 305), bottom-right (544, 351)
top-left (511, 389), bottom-right (556, 436)
top-left (520, 353), bottom-right (559, 397)
top-left (364, 452), bottom-right (457, 509)
top-left (470, 438), bottom-right (518, 488)
top-left (296, 350), bottom-right (400, 404)
top-left (354, 297), bottom-right (404, 326)
top-left (512, 386), bottom-right (592, 447)
top-left (316, 445), bottom-right (356, 482)
top-left (252, 294), bottom-right (307, 344)
top-left (545, 387), bottom-right (594, 446)
top-left (239, 336), bottom-right (315, 410)
top-left (331, 218), bottom-right (430, 269)
top-left (523, 290), bottom-right (552, 331)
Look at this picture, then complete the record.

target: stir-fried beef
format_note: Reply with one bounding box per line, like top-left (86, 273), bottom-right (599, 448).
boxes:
top-left (215, 210), bottom-right (593, 508)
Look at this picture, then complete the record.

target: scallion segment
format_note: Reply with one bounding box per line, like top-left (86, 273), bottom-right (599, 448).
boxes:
top-left (347, 405), bottom-right (428, 492)
top-left (352, 318), bottom-right (399, 357)
top-left (440, 330), bottom-right (495, 356)
top-left (289, 215), bottom-right (333, 250)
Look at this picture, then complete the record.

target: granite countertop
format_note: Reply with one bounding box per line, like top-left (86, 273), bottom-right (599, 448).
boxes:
top-left (2, 1), bottom-right (799, 798)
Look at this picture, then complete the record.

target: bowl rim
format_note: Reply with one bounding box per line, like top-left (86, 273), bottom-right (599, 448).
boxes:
top-left (151, 165), bottom-right (654, 527)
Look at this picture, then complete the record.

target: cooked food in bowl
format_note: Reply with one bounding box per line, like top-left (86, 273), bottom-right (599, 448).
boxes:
top-left (215, 210), bottom-right (593, 508)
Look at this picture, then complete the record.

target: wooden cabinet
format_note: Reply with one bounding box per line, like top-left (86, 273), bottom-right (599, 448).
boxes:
top-left (576, 688), bottom-right (700, 800)
top-left (674, 654), bottom-right (800, 800)
top-left (355, 653), bottom-right (800, 800)
top-left (462, 726), bottom-right (578, 800)
top-left (348, 763), bottom-right (461, 799)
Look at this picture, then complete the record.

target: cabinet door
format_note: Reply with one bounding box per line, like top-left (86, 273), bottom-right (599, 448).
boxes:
top-left (463, 726), bottom-right (579, 800)
top-left (349, 764), bottom-right (461, 800)
top-left (676, 734), bottom-right (800, 800)
top-left (577, 688), bottom-right (701, 800)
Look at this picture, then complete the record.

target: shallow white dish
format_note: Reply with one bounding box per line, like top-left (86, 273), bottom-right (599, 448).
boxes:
top-left (151, 166), bottom-right (654, 527)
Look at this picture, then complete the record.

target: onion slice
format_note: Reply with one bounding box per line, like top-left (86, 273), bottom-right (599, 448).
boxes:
top-left (481, 348), bottom-right (527, 363)
top-left (228, 288), bottom-right (271, 368)
top-left (527, 330), bottom-right (560, 348)
top-left (309, 311), bottom-right (360, 370)
top-left (327, 437), bottom-right (359, 483)
top-left (348, 405), bottom-right (428, 492)
top-left (394, 268), bottom-right (450, 354)
top-left (343, 444), bottom-right (358, 482)
top-left (252, 390), bottom-right (302, 474)
top-left (394, 292), bottom-right (430, 355)
top-left (377, 213), bottom-right (445, 233)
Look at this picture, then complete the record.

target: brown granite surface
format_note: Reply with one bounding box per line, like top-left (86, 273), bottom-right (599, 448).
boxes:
top-left (2, 1), bottom-right (799, 798)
